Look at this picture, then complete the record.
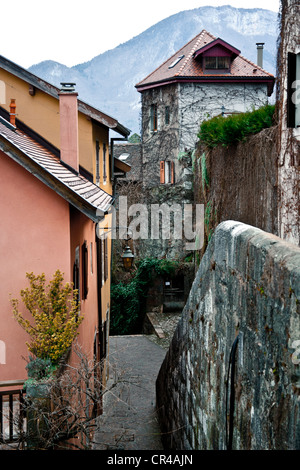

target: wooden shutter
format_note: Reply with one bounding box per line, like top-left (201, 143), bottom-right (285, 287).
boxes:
top-left (287, 52), bottom-right (296, 128)
top-left (82, 241), bottom-right (88, 299)
top-left (104, 236), bottom-right (108, 282)
top-left (171, 161), bottom-right (175, 184)
top-left (151, 104), bottom-right (158, 132)
top-left (160, 161), bottom-right (165, 183)
top-left (103, 143), bottom-right (107, 181)
top-left (96, 140), bottom-right (100, 184)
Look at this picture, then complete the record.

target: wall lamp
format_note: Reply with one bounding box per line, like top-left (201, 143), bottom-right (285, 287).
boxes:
top-left (121, 245), bottom-right (135, 270)
top-left (97, 225), bottom-right (135, 270)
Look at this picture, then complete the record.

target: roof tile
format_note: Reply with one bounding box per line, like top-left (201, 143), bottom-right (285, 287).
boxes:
top-left (136, 29), bottom-right (274, 90)
top-left (0, 120), bottom-right (113, 216)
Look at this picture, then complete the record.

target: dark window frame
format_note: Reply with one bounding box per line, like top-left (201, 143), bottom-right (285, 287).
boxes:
top-left (287, 52), bottom-right (296, 129)
top-left (150, 104), bottom-right (158, 132)
top-left (204, 56), bottom-right (231, 70)
top-left (81, 240), bottom-right (88, 300)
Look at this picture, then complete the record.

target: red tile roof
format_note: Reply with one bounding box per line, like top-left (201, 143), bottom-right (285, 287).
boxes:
top-left (136, 30), bottom-right (275, 94)
top-left (0, 118), bottom-right (113, 220)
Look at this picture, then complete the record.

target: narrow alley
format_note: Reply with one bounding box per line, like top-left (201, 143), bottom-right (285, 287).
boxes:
top-left (93, 335), bottom-right (166, 450)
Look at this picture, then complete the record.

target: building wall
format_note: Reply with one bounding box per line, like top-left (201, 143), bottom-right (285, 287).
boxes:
top-left (156, 221), bottom-right (300, 450)
top-left (140, 81), bottom-right (269, 188)
top-left (178, 82), bottom-right (270, 151)
top-left (141, 85), bottom-right (180, 187)
top-left (193, 125), bottom-right (279, 253)
top-left (0, 68), bottom-right (111, 193)
top-left (0, 151), bottom-right (71, 381)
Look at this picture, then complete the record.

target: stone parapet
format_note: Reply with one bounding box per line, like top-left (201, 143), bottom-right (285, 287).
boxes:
top-left (156, 221), bottom-right (300, 450)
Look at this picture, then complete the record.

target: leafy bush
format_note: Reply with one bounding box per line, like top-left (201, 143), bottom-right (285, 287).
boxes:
top-left (198, 104), bottom-right (275, 148)
top-left (11, 270), bottom-right (83, 364)
top-left (110, 258), bottom-right (178, 335)
top-left (25, 356), bottom-right (56, 383)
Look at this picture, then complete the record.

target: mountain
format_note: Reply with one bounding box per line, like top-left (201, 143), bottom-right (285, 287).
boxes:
top-left (28, 5), bottom-right (279, 135)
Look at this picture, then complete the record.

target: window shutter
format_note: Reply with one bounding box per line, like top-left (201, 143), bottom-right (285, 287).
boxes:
top-left (287, 52), bottom-right (296, 128)
top-left (82, 241), bottom-right (88, 299)
top-left (104, 236), bottom-right (108, 282)
top-left (171, 161), bottom-right (175, 184)
top-left (160, 161), bottom-right (165, 183)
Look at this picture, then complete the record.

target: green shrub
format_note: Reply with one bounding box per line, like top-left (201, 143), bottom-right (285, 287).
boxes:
top-left (198, 104), bottom-right (275, 148)
top-left (110, 258), bottom-right (178, 335)
top-left (11, 270), bottom-right (83, 364)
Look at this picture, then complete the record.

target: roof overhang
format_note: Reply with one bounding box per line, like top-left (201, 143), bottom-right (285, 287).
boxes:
top-left (136, 75), bottom-right (275, 96)
top-left (194, 38), bottom-right (241, 60)
top-left (0, 55), bottom-right (130, 138)
top-left (114, 156), bottom-right (131, 174)
top-left (0, 135), bottom-right (110, 222)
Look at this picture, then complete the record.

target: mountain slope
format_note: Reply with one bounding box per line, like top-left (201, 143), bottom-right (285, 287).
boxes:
top-left (29, 6), bottom-right (279, 134)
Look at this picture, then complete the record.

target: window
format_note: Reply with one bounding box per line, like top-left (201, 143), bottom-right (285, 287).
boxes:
top-left (160, 160), bottom-right (174, 184)
top-left (165, 106), bottom-right (170, 125)
top-left (96, 140), bottom-right (100, 185)
top-left (287, 52), bottom-right (300, 128)
top-left (205, 56), bottom-right (230, 70)
top-left (73, 246), bottom-right (80, 303)
top-left (0, 80), bottom-right (5, 105)
top-left (150, 104), bottom-right (158, 132)
top-left (169, 55), bottom-right (184, 69)
top-left (100, 236), bottom-right (109, 285)
top-left (103, 143), bottom-right (107, 184)
top-left (103, 236), bottom-right (108, 282)
top-left (90, 242), bottom-right (93, 274)
top-left (82, 241), bottom-right (88, 300)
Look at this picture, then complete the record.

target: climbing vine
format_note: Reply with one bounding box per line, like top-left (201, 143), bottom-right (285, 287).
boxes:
top-left (110, 257), bottom-right (180, 335)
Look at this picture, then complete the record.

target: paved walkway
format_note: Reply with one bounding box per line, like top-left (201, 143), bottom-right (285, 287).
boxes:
top-left (93, 335), bottom-right (167, 450)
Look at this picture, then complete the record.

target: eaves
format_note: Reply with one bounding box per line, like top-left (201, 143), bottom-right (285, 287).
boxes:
top-left (0, 135), bottom-right (109, 223)
top-left (136, 75), bottom-right (275, 96)
top-left (0, 55), bottom-right (131, 137)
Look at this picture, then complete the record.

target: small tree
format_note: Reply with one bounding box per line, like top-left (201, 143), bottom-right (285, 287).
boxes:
top-left (11, 270), bottom-right (83, 364)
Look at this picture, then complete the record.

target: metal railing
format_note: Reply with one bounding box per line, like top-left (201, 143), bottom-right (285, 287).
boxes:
top-left (0, 380), bottom-right (26, 445)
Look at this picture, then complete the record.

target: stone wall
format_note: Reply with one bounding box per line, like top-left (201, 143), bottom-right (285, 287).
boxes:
top-left (178, 82), bottom-right (269, 151)
top-left (156, 220), bottom-right (300, 450)
top-left (194, 125), bottom-right (279, 253)
top-left (113, 142), bottom-right (143, 182)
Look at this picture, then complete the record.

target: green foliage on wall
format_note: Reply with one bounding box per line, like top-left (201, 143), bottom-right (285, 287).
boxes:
top-left (198, 104), bottom-right (275, 148)
top-left (110, 258), bottom-right (179, 335)
top-left (200, 152), bottom-right (209, 190)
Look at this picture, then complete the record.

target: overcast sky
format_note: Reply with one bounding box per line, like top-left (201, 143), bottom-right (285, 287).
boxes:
top-left (1, 0), bottom-right (280, 69)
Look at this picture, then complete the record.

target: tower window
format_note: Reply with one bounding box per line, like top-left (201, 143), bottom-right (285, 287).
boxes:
top-left (150, 104), bottom-right (158, 132)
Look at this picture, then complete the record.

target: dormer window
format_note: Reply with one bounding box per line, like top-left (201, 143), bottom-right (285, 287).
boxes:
top-left (194, 38), bottom-right (240, 75)
top-left (204, 56), bottom-right (231, 70)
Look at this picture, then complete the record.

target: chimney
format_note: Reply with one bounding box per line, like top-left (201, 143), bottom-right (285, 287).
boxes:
top-left (58, 83), bottom-right (79, 173)
top-left (9, 99), bottom-right (16, 126)
top-left (256, 43), bottom-right (265, 68)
